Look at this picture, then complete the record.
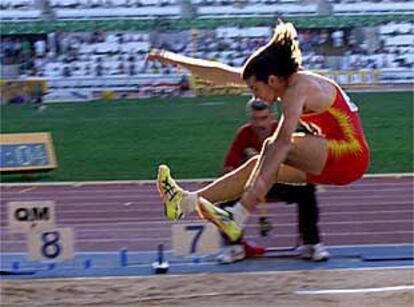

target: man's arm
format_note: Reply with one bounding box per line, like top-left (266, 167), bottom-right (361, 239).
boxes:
top-left (147, 49), bottom-right (244, 85)
top-left (242, 83), bottom-right (307, 207)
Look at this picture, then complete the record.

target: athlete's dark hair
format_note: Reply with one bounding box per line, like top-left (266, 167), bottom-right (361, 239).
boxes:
top-left (242, 21), bottom-right (302, 82)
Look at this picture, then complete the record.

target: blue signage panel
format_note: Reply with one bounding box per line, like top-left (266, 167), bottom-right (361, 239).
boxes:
top-left (0, 144), bottom-right (50, 168)
top-left (0, 133), bottom-right (57, 172)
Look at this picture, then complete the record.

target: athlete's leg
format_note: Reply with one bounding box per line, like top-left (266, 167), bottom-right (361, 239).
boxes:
top-left (197, 156), bottom-right (259, 204)
top-left (196, 134), bottom-right (329, 242)
top-left (197, 133), bottom-right (327, 206)
top-left (157, 156), bottom-right (260, 222)
top-left (274, 164), bottom-right (307, 184)
top-left (241, 133), bottom-right (328, 211)
top-left (283, 133), bottom-right (328, 177)
top-left (157, 133), bottom-right (327, 225)
top-left (197, 134), bottom-right (327, 205)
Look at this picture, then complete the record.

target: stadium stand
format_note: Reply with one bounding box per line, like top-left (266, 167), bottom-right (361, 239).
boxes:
top-left (2, 23), bottom-right (412, 83)
top-left (1, 0), bottom-right (413, 101)
top-left (12, 22), bottom-right (409, 78)
top-left (1, 0), bottom-right (413, 21)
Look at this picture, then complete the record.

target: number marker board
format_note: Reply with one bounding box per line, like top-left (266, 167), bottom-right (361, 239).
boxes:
top-left (28, 227), bottom-right (74, 261)
top-left (172, 223), bottom-right (221, 256)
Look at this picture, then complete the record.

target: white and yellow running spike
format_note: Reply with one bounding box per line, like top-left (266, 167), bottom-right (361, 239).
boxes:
top-left (157, 165), bottom-right (184, 221)
top-left (197, 197), bottom-right (242, 243)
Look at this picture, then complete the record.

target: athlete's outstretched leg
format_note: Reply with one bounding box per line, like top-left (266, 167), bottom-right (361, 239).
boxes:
top-left (157, 156), bottom-right (258, 222)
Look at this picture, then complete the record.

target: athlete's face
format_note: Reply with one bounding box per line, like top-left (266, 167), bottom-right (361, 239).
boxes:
top-left (246, 75), bottom-right (282, 104)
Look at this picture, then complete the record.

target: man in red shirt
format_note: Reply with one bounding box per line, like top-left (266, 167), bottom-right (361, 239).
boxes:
top-left (216, 98), bottom-right (330, 263)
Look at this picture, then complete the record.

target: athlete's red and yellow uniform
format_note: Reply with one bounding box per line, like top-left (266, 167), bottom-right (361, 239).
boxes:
top-left (300, 86), bottom-right (370, 185)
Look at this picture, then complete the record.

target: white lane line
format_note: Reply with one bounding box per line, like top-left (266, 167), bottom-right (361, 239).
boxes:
top-left (1, 173), bottom-right (412, 187)
top-left (3, 245), bottom-right (413, 258)
top-left (1, 218), bottom-right (413, 229)
top-left (1, 209), bottom-right (408, 223)
top-left (295, 285), bottom-right (414, 295)
top-left (1, 219), bottom-right (410, 232)
top-left (0, 184), bottom-right (412, 194)
top-left (3, 231), bottom-right (414, 243)
top-left (4, 266), bottom-right (413, 282)
top-left (1, 219), bottom-right (411, 232)
top-left (1, 196), bottom-right (412, 203)
top-left (2, 221), bottom-right (409, 235)
top-left (0, 206), bottom-right (410, 216)
top-left (17, 187), bottom-right (36, 194)
top-left (0, 187), bottom-right (407, 198)
top-left (1, 201), bottom-right (412, 211)
top-left (248, 230), bottom-right (413, 240)
top-left (364, 173), bottom-right (414, 178)
top-left (199, 102), bottom-right (225, 106)
top-left (0, 206), bottom-right (407, 217)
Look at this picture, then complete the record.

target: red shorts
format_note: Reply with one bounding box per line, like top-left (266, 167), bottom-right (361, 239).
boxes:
top-left (307, 143), bottom-right (370, 186)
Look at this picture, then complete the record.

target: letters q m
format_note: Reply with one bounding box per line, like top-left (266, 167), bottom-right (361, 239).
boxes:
top-left (15, 207), bottom-right (50, 222)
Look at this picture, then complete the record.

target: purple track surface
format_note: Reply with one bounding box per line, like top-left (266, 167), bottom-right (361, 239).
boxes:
top-left (1, 175), bottom-right (413, 253)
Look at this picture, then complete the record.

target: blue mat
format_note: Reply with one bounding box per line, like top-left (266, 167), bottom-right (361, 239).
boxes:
top-left (1, 244), bottom-right (413, 280)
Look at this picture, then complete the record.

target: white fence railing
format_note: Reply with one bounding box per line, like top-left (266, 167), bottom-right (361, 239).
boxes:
top-left (2, 1), bottom-right (414, 21)
top-left (35, 69), bottom-right (412, 90)
top-left (7, 69), bottom-right (410, 103)
top-left (43, 74), bottom-right (183, 90)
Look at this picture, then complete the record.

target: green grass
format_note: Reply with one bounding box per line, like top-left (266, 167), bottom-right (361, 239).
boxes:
top-left (1, 92), bottom-right (412, 182)
top-left (355, 91), bottom-right (413, 174)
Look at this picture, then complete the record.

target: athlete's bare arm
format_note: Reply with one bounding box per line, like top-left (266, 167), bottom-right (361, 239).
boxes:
top-left (146, 49), bottom-right (244, 85)
top-left (243, 82), bottom-right (307, 205)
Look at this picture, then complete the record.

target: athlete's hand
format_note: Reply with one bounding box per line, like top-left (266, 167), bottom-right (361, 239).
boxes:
top-left (146, 49), bottom-right (175, 66)
top-left (146, 49), bottom-right (162, 62)
top-left (244, 147), bottom-right (259, 158)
